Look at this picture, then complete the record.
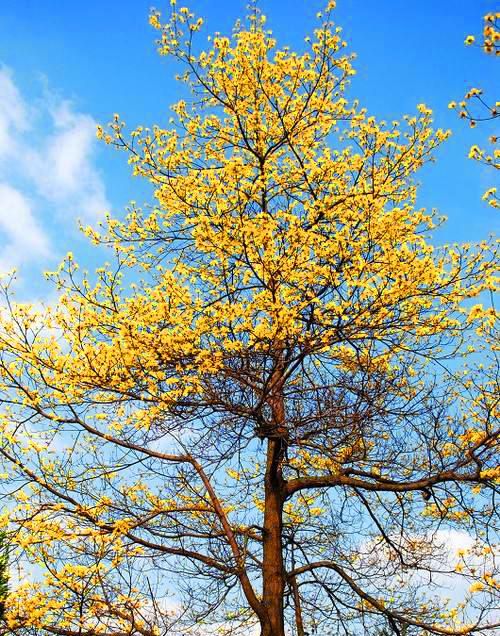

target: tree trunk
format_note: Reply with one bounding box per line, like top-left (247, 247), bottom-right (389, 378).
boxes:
top-left (290, 574), bottom-right (305, 636)
top-left (261, 437), bottom-right (286, 636)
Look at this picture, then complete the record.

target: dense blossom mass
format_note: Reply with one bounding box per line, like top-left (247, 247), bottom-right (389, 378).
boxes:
top-left (0, 2), bottom-right (498, 635)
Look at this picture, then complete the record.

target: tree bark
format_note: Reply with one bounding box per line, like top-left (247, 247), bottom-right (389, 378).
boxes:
top-left (290, 574), bottom-right (305, 636)
top-left (261, 436), bottom-right (286, 636)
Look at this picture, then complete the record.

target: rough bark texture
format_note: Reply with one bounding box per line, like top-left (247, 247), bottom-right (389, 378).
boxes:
top-left (260, 358), bottom-right (287, 636)
top-left (261, 438), bottom-right (286, 636)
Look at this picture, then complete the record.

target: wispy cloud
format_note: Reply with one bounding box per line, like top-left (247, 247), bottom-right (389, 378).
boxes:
top-left (0, 183), bottom-right (50, 272)
top-left (0, 65), bottom-right (110, 275)
top-left (0, 66), bottom-right (28, 159)
top-left (26, 98), bottom-right (109, 222)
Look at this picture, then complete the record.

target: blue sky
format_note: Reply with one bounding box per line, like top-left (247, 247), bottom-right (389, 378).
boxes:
top-left (0, 0), bottom-right (497, 301)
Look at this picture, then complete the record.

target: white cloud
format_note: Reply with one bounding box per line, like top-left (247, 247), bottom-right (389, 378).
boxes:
top-left (0, 66), bottom-right (28, 158)
top-left (427, 528), bottom-right (475, 598)
top-left (26, 99), bottom-right (109, 222)
top-left (361, 527), bottom-right (496, 608)
top-left (0, 66), bottom-right (110, 274)
top-left (0, 183), bottom-right (50, 272)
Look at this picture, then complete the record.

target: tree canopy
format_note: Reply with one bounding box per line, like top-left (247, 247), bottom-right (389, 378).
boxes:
top-left (0, 2), bottom-right (498, 635)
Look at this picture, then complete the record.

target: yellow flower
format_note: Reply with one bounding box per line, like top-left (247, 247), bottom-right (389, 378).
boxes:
top-left (482, 187), bottom-right (497, 200)
top-left (468, 145), bottom-right (482, 159)
top-left (149, 13), bottom-right (161, 29)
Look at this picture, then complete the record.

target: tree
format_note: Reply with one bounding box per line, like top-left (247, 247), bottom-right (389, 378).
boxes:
top-left (449, 11), bottom-right (499, 208)
top-left (0, 531), bottom-right (8, 621)
top-left (0, 2), bottom-right (498, 635)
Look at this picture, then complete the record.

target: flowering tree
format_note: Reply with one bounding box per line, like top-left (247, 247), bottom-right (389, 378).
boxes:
top-left (449, 11), bottom-right (499, 208)
top-left (0, 2), bottom-right (498, 635)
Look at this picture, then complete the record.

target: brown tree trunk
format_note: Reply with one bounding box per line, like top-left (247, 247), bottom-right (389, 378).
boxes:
top-left (290, 574), bottom-right (305, 636)
top-left (261, 437), bottom-right (286, 636)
